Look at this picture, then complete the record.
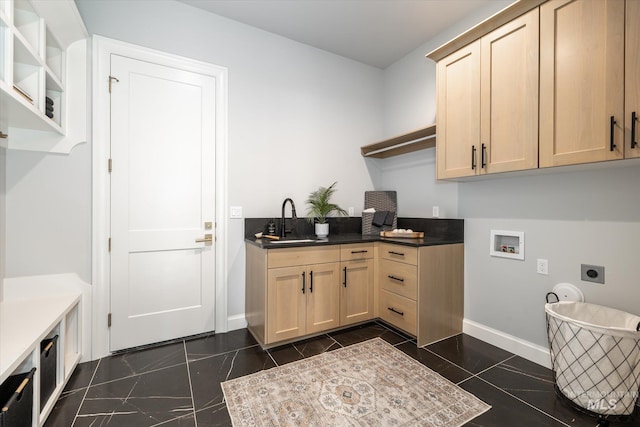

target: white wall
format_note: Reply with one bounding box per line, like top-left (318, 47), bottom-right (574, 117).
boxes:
top-left (6, 144), bottom-right (92, 282)
top-left (460, 163), bottom-right (640, 347)
top-left (5, 0), bottom-right (384, 326)
top-left (380, 0), bottom-right (640, 354)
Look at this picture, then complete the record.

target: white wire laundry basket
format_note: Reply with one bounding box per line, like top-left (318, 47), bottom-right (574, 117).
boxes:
top-left (545, 299), bottom-right (640, 418)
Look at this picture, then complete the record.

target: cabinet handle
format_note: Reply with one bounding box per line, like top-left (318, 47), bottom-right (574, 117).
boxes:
top-left (471, 145), bottom-right (476, 169)
top-left (610, 116), bottom-right (617, 151)
top-left (388, 275), bottom-right (404, 283)
top-left (387, 307), bottom-right (404, 316)
top-left (632, 112), bottom-right (638, 149)
top-left (343, 266), bottom-right (347, 287)
top-left (481, 143), bottom-right (486, 168)
top-left (309, 270), bottom-right (313, 293)
top-left (388, 251), bottom-right (405, 257)
top-left (351, 250), bottom-right (368, 254)
top-left (301, 272), bottom-right (306, 294)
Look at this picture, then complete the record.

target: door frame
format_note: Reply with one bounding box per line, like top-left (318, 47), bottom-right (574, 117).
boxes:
top-left (91, 35), bottom-right (229, 359)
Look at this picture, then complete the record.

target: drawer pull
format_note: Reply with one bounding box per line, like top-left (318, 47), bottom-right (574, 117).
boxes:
top-left (301, 272), bottom-right (306, 294)
top-left (387, 307), bottom-right (404, 316)
top-left (343, 266), bottom-right (347, 287)
top-left (388, 251), bottom-right (405, 257)
top-left (387, 275), bottom-right (404, 282)
top-left (351, 250), bottom-right (368, 254)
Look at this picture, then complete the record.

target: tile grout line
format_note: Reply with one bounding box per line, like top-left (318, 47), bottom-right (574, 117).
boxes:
top-left (420, 346), bottom-right (478, 381)
top-left (473, 354), bottom-right (518, 378)
top-left (183, 340), bottom-right (198, 427)
top-left (70, 358), bottom-right (102, 427)
top-left (89, 360), bottom-right (189, 388)
top-left (266, 348), bottom-right (279, 367)
top-left (473, 375), bottom-right (573, 427)
top-left (187, 343), bottom-right (260, 364)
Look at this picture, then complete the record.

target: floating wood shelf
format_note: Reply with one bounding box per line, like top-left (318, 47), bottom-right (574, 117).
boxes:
top-left (360, 125), bottom-right (436, 159)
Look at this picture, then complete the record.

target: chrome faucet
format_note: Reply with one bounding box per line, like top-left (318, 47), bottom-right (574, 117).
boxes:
top-left (281, 198), bottom-right (297, 237)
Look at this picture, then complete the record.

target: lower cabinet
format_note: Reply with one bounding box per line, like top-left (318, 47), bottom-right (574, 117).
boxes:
top-left (377, 243), bottom-right (464, 346)
top-left (266, 262), bottom-right (340, 343)
top-left (340, 243), bottom-right (375, 326)
top-left (378, 243), bottom-right (419, 335)
top-left (245, 241), bottom-right (463, 348)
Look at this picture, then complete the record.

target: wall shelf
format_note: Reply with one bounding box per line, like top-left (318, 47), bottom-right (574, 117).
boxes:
top-left (360, 124), bottom-right (436, 159)
top-left (0, 0), bottom-right (88, 153)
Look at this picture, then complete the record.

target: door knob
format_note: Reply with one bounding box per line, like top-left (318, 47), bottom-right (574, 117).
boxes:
top-left (195, 234), bottom-right (213, 245)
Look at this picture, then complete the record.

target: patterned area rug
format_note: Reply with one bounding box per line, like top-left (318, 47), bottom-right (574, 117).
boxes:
top-left (222, 338), bottom-right (490, 426)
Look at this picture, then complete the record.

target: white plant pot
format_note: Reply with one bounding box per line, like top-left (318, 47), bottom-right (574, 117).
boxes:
top-left (315, 223), bottom-right (329, 238)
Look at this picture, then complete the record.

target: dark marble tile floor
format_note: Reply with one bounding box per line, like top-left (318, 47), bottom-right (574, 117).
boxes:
top-left (44, 321), bottom-right (640, 426)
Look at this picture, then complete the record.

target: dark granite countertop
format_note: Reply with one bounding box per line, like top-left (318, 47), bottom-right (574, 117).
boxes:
top-left (244, 217), bottom-right (464, 249)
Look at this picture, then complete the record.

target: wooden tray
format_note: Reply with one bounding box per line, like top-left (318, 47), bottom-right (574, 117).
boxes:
top-left (380, 231), bottom-right (424, 238)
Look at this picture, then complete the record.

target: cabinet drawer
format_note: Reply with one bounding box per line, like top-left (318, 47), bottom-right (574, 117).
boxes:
top-left (379, 290), bottom-right (416, 335)
top-left (268, 246), bottom-right (340, 269)
top-left (379, 259), bottom-right (417, 300)
top-left (340, 243), bottom-right (374, 261)
top-left (378, 243), bottom-right (417, 265)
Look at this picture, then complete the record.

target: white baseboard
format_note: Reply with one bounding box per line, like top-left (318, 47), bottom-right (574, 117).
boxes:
top-left (463, 318), bottom-right (551, 369)
top-left (227, 313), bottom-right (247, 332)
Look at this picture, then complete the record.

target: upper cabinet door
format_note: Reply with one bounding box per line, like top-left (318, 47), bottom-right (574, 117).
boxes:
top-left (540, 0), bottom-right (625, 167)
top-left (481, 8), bottom-right (539, 174)
top-left (626, 0), bottom-right (640, 159)
top-left (436, 41), bottom-right (481, 179)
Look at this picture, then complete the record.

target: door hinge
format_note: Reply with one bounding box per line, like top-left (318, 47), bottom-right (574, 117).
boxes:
top-left (108, 158), bottom-right (112, 173)
top-left (108, 313), bottom-right (112, 327)
top-left (108, 76), bottom-right (119, 93)
top-left (108, 237), bottom-right (111, 252)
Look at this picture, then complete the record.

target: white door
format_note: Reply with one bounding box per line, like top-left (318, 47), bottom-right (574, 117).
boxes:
top-left (109, 54), bottom-right (216, 351)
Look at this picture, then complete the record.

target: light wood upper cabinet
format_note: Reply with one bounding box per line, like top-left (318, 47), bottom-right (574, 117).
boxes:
top-left (436, 9), bottom-right (539, 179)
top-left (540, 0), bottom-right (625, 167)
top-left (481, 9), bottom-right (539, 174)
top-left (436, 41), bottom-right (480, 179)
top-left (626, 0), bottom-right (640, 158)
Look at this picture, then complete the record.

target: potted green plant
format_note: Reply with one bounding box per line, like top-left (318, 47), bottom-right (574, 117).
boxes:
top-left (305, 182), bottom-right (348, 238)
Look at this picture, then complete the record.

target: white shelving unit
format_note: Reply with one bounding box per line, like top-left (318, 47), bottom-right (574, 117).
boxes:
top-left (0, 0), bottom-right (88, 153)
top-left (0, 274), bottom-right (90, 426)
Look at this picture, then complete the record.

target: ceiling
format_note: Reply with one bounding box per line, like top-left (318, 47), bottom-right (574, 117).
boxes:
top-left (176, 0), bottom-right (506, 69)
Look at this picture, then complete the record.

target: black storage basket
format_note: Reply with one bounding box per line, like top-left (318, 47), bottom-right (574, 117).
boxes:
top-left (0, 368), bottom-right (36, 427)
top-left (40, 335), bottom-right (58, 410)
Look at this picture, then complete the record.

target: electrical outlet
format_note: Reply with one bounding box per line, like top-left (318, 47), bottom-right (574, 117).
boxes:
top-left (432, 206), bottom-right (440, 218)
top-left (348, 207), bottom-right (355, 216)
top-left (536, 259), bottom-right (548, 275)
top-left (581, 264), bottom-right (605, 284)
